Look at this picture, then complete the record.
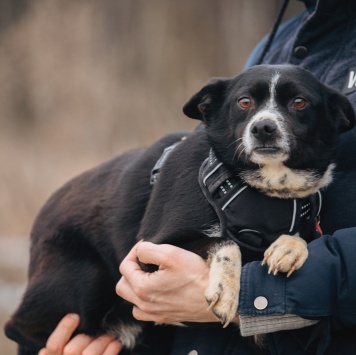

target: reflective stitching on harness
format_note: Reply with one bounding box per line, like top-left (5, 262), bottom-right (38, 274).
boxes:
top-left (289, 199), bottom-right (297, 233)
top-left (317, 190), bottom-right (322, 216)
top-left (222, 185), bottom-right (248, 211)
top-left (238, 228), bottom-right (261, 235)
top-left (203, 162), bottom-right (223, 186)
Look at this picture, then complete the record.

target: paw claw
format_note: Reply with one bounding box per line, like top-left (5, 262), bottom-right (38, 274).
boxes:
top-left (287, 266), bottom-right (296, 278)
top-left (206, 294), bottom-right (219, 310)
top-left (268, 264), bottom-right (274, 274)
top-left (205, 242), bottom-right (241, 328)
top-left (264, 235), bottom-right (308, 277)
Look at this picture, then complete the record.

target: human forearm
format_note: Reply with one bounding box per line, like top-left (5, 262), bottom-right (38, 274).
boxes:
top-left (117, 228), bottom-right (356, 333)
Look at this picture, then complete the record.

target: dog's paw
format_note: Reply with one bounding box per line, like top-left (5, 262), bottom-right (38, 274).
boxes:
top-left (205, 241), bottom-right (241, 327)
top-left (262, 234), bottom-right (308, 277)
top-left (205, 279), bottom-right (239, 327)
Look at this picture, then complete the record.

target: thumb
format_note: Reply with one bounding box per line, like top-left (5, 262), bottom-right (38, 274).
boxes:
top-left (135, 242), bottom-right (181, 267)
top-left (136, 242), bottom-right (202, 270)
top-left (119, 240), bottom-right (144, 276)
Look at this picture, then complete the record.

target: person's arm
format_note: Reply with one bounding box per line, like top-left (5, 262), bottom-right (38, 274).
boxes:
top-left (238, 227), bottom-right (356, 335)
top-left (43, 227), bottom-right (356, 353)
top-left (117, 229), bottom-right (356, 333)
top-left (38, 314), bottom-right (122, 355)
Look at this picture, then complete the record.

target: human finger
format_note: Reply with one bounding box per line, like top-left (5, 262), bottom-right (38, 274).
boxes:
top-left (135, 242), bottom-right (183, 267)
top-left (119, 241), bottom-right (145, 276)
top-left (62, 333), bottom-right (93, 354)
top-left (131, 305), bottom-right (159, 322)
top-left (44, 314), bottom-right (80, 355)
top-left (136, 242), bottom-right (208, 271)
top-left (115, 275), bottom-right (141, 305)
top-left (102, 339), bottom-right (123, 355)
top-left (78, 334), bottom-right (120, 355)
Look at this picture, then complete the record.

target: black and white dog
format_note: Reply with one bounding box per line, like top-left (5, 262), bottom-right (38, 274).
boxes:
top-left (5, 65), bottom-right (355, 353)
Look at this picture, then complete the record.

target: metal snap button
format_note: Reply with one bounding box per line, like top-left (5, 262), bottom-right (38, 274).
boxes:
top-left (254, 296), bottom-right (268, 310)
top-left (294, 46), bottom-right (308, 59)
top-left (188, 351), bottom-right (198, 355)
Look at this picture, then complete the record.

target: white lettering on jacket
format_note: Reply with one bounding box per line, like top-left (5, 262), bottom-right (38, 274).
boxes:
top-left (348, 70), bottom-right (356, 89)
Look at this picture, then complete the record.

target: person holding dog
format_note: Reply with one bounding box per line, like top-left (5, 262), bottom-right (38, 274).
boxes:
top-left (39, 0), bottom-right (356, 354)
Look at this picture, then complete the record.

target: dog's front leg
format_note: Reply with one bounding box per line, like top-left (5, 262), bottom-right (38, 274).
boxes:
top-left (262, 234), bottom-right (308, 277)
top-left (205, 240), bottom-right (241, 328)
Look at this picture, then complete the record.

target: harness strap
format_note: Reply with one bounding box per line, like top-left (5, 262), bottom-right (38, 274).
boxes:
top-left (199, 149), bottom-right (322, 253)
top-left (150, 141), bottom-right (183, 185)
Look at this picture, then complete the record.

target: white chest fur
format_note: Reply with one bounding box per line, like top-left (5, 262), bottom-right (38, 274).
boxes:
top-left (241, 162), bottom-right (335, 199)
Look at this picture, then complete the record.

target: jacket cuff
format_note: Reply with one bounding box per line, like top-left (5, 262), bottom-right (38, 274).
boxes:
top-left (239, 314), bottom-right (319, 337)
top-left (238, 261), bottom-right (320, 335)
top-left (238, 261), bottom-right (287, 316)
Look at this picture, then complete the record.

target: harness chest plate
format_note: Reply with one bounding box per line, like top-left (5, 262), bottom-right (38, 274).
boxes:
top-left (199, 149), bottom-right (321, 253)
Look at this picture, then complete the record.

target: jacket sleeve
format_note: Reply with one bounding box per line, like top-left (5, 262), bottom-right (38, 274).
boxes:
top-left (238, 227), bottom-right (356, 334)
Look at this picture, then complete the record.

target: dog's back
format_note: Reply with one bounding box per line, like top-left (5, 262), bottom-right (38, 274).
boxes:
top-left (5, 131), bottom-right (192, 352)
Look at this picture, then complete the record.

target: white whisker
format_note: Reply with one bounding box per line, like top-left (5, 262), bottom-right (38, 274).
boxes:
top-left (233, 142), bottom-right (245, 164)
top-left (227, 138), bottom-right (243, 150)
top-left (232, 142), bottom-right (243, 160)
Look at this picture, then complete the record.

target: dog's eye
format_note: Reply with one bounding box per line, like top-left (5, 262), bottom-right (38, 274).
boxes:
top-left (292, 98), bottom-right (307, 109)
top-left (238, 98), bottom-right (252, 109)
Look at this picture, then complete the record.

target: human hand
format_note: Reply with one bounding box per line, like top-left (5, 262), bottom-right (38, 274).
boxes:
top-left (116, 241), bottom-right (223, 324)
top-left (38, 314), bottom-right (122, 355)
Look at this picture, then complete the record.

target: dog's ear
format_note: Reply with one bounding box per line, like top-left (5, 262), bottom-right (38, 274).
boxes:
top-left (328, 90), bottom-right (356, 133)
top-left (183, 77), bottom-right (229, 122)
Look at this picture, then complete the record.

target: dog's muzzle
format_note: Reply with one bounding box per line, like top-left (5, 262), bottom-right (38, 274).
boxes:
top-left (243, 113), bottom-right (290, 163)
top-left (250, 119), bottom-right (280, 153)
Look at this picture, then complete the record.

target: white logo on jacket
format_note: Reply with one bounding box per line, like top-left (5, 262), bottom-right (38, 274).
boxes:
top-left (345, 67), bottom-right (356, 94)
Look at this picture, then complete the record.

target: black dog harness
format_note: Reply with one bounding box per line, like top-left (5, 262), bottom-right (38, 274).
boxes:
top-left (150, 143), bottom-right (322, 253)
top-left (199, 149), bottom-right (322, 253)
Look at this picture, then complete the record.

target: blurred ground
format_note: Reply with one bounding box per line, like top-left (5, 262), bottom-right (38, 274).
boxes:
top-left (0, 0), bottom-right (303, 353)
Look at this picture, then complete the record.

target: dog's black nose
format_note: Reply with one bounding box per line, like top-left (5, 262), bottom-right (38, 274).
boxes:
top-left (251, 119), bottom-right (277, 140)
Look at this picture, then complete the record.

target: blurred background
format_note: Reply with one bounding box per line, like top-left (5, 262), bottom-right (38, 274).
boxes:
top-left (0, 0), bottom-right (303, 353)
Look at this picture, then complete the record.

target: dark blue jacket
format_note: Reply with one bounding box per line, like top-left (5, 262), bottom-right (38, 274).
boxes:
top-left (239, 0), bottom-right (356, 353)
top-left (168, 0), bottom-right (356, 354)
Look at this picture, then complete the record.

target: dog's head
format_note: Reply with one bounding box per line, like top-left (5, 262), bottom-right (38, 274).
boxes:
top-left (183, 65), bottom-right (355, 198)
